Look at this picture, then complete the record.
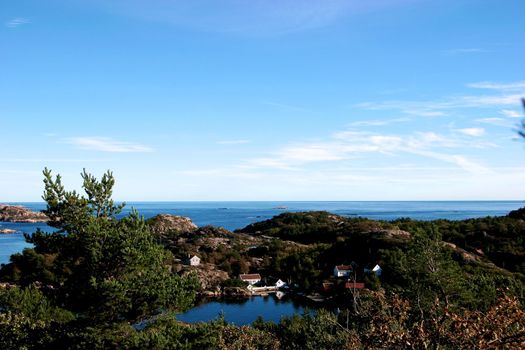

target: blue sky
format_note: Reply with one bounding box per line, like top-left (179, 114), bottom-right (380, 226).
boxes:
top-left (1, 0), bottom-right (525, 201)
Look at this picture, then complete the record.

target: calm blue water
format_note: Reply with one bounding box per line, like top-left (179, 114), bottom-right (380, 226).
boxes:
top-left (177, 294), bottom-right (307, 325)
top-left (1, 201), bottom-right (522, 265)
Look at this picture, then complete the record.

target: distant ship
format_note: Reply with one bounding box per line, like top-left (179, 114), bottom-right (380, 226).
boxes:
top-left (273, 206), bottom-right (288, 210)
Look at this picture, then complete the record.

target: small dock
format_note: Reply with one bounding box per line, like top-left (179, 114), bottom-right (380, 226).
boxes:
top-left (250, 286), bottom-right (279, 295)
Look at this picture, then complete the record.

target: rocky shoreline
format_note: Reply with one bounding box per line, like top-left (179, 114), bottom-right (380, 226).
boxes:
top-left (0, 204), bottom-right (48, 223)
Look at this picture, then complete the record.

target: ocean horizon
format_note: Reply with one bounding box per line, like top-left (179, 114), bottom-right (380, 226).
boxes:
top-left (1, 200), bottom-right (523, 265)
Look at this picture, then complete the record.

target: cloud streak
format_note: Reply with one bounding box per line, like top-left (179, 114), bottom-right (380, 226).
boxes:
top-left (500, 109), bottom-right (523, 118)
top-left (84, 0), bottom-right (415, 35)
top-left (0, 158), bottom-right (108, 163)
top-left (455, 127), bottom-right (485, 137)
top-left (355, 81), bottom-right (525, 118)
top-left (467, 81), bottom-right (525, 90)
top-left (475, 118), bottom-right (513, 127)
top-left (217, 139), bottom-right (251, 145)
top-left (5, 17), bottom-right (30, 28)
top-left (66, 137), bottom-right (153, 153)
top-left (244, 129), bottom-right (493, 174)
top-left (443, 48), bottom-right (488, 56)
top-left (347, 117), bottom-right (410, 127)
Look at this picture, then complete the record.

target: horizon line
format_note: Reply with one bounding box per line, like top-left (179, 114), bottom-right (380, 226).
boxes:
top-left (3, 199), bottom-right (524, 203)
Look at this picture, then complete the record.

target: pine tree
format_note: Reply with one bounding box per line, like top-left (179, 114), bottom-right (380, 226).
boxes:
top-left (1, 168), bottom-right (198, 323)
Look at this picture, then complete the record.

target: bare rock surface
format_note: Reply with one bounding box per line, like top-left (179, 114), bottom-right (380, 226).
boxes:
top-left (0, 204), bottom-right (48, 223)
top-left (149, 214), bottom-right (198, 236)
top-left (371, 229), bottom-right (412, 240)
top-left (181, 263), bottom-right (229, 290)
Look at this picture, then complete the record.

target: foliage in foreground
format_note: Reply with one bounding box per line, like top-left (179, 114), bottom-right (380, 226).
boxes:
top-left (0, 169), bottom-right (524, 349)
top-left (1, 286), bottom-right (523, 349)
top-left (0, 169), bottom-right (198, 324)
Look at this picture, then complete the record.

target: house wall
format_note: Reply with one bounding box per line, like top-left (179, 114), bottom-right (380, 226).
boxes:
top-left (334, 268), bottom-right (352, 277)
top-left (243, 279), bottom-right (260, 285)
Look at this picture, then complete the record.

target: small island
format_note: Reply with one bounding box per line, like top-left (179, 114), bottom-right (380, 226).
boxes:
top-left (0, 204), bottom-right (48, 223)
top-left (0, 229), bottom-right (17, 234)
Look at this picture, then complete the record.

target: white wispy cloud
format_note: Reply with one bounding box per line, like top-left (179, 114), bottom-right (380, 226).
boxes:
top-left (84, 0), bottom-right (414, 35)
top-left (0, 158), bottom-right (108, 163)
top-left (245, 158), bottom-right (300, 171)
top-left (356, 95), bottom-right (521, 113)
top-left (244, 129), bottom-right (492, 174)
top-left (408, 150), bottom-right (490, 174)
top-left (356, 82), bottom-right (525, 116)
top-left (467, 81), bottom-right (525, 90)
top-left (347, 117), bottom-right (410, 127)
top-left (458, 93), bottom-right (524, 107)
top-left (174, 168), bottom-right (265, 179)
top-left (404, 110), bottom-right (447, 117)
top-left (66, 137), bottom-right (153, 153)
top-left (500, 109), bottom-right (523, 118)
top-left (5, 17), bottom-right (30, 28)
top-left (455, 127), bottom-right (485, 137)
top-left (443, 48), bottom-right (487, 55)
top-left (217, 139), bottom-right (251, 145)
top-left (475, 118), bottom-right (513, 127)
top-left (170, 163), bottom-right (525, 200)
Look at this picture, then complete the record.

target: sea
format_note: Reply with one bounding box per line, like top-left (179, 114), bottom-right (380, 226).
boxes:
top-left (1, 200), bottom-right (523, 324)
top-left (0, 201), bottom-right (523, 266)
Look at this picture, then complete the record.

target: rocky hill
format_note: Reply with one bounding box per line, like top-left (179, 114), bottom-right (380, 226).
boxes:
top-left (0, 204), bottom-right (48, 223)
top-left (148, 214), bottom-right (198, 237)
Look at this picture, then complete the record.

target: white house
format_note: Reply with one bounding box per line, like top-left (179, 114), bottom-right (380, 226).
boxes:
top-left (333, 265), bottom-right (353, 278)
top-left (364, 264), bottom-right (382, 276)
top-left (275, 279), bottom-right (286, 288)
top-left (184, 255), bottom-right (201, 266)
top-left (239, 273), bottom-right (262, 285)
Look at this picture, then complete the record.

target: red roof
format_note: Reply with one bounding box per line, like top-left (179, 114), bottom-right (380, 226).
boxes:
top-left (345, 282), bottom-right (365, 289)
top-left (336, 265), bottom-right (352, 271)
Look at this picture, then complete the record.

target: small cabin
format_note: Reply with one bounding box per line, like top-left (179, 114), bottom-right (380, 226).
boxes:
top-left (275, 279), bottom-right (286, 288)
top-left (239, 273), bottom-right (262, 285)
top-left (184, 255), bottom-right (201, 266)
top-left (364, 264), bottom-right (382, 276)
top-left (334, 265), bottom-right (353, 278)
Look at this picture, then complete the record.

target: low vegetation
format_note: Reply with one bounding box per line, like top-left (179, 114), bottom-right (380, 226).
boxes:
top-left (0, 169), bottom-right (524, 349)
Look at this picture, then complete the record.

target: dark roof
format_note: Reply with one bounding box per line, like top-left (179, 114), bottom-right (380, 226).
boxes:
top-left (239, 274), bottom-right (261, 280)
top-left (335, 265), bottom-right (352, 271)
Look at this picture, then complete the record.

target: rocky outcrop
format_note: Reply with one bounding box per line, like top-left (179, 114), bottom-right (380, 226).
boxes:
top-left (371, 229), bottom-right (412, 240)
top-left (148, 214), bottom-right (197, 236)
top-left (181, 263), bottom-right (229, 291)
top-left (0, 229), bottom-right (17, 234)
top-left (222, 286), bottom-right (251, 297)
top-left (192, 225), bottom-right (233, 238)
top-left (0, 204), bottom-right (48, 223)
top-left (442, 241), bottom-right (481, 263)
